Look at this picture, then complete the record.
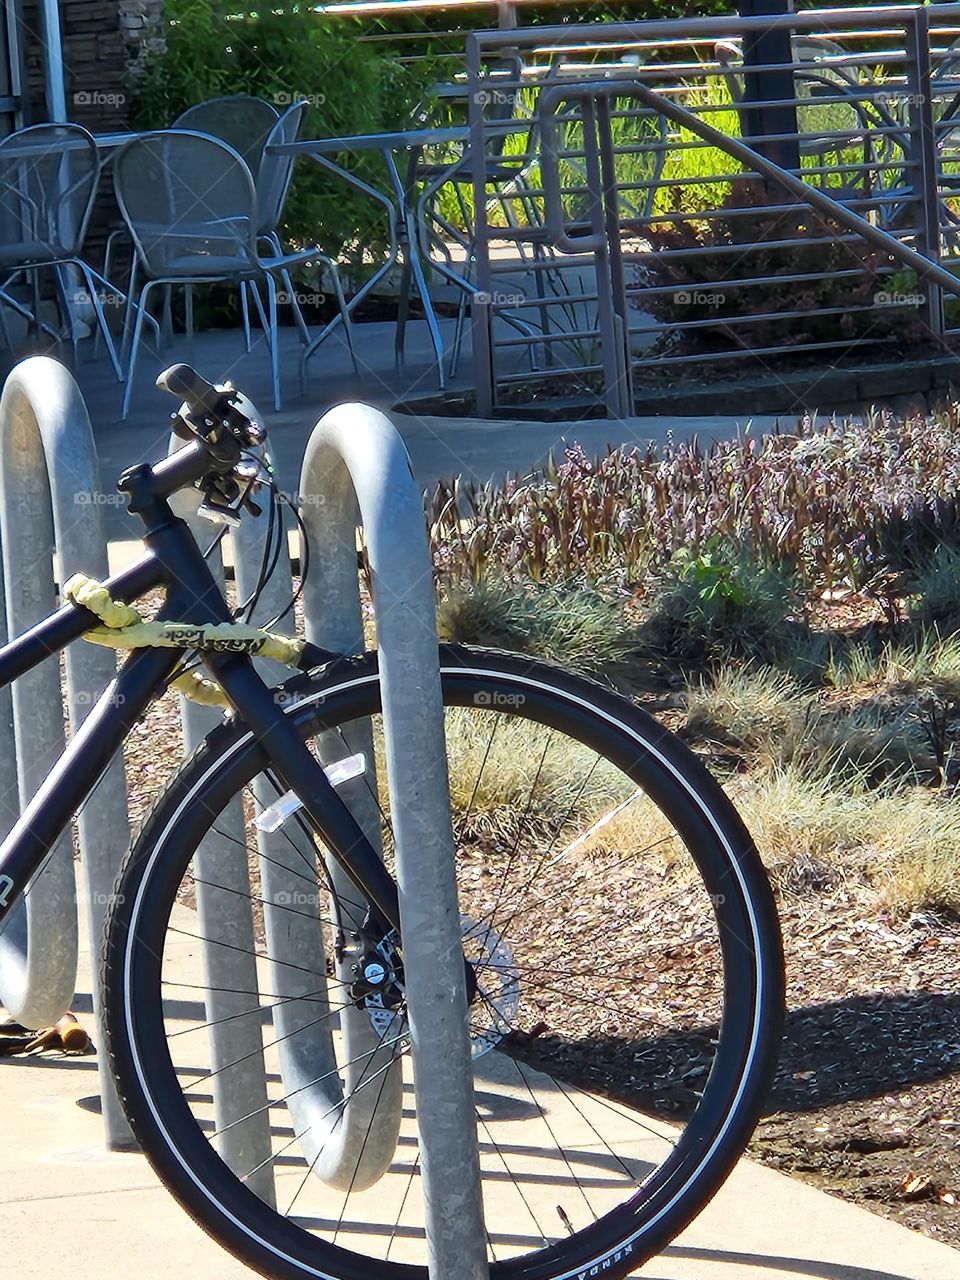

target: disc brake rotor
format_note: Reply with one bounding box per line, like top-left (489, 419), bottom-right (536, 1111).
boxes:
top-left (364, 914), bottom-right (521, 1059)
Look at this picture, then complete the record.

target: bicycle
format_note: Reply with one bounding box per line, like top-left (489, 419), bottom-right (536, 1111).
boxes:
top-left (0, 363), bottom-right (784, 1280)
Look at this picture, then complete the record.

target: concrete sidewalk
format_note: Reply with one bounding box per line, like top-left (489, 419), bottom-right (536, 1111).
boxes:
top-left (2, 913), bottom-right (957, 1280)
top-left (41, 318), bottom-right (788, 543)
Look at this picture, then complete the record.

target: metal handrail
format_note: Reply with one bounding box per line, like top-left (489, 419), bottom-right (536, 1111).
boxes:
top-left (540, 78), bottom-right (960, 294)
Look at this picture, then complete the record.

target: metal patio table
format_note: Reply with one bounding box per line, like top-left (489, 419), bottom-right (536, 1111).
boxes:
top-left (267, 126), bottom-right (469, 386)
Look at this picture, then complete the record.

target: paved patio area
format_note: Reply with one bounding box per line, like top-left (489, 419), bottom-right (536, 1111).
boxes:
top-left (1, 317), bottom-right (784, 541)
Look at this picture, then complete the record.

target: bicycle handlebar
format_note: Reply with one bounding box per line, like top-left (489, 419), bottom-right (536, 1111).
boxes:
top-left (156, 363), bottom-right (229, 420)
top-left (150, 364), bottom-right (268, 521)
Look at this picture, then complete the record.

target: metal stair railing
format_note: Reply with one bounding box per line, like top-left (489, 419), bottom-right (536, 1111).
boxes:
top-left (537, 45), bottom-right (960, 417)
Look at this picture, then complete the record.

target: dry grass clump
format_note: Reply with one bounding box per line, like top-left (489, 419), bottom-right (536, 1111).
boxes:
top-left (825, 631), bottom-right (960, 697)
top-left (442, 707), bottom-right (630, 845)
top-left (686, 666), bottom-right (806, 749)
top-left (728, 766), bottom-right (960, 917)
top-left (780, 702), bottom-right (935, 785)
top-left (437, 579), bottom-right (644, 680)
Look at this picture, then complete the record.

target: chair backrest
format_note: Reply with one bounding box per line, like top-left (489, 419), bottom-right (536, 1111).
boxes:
top-left (256, 100), bottom-right (308, 239)
top-left (173, 95), bottom-right (279, 183)
top-left (0, 123), bottom-right (100, 265)
top-left (113, 130), bottom-right (259, 279)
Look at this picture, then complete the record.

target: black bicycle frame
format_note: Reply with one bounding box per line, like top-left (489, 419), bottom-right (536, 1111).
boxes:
top-left (0, 443), bottom-right (401, 935)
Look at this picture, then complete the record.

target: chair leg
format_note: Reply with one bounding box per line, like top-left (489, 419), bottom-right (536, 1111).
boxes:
top-left (324, 261), bottom-right (358, 373)
top-left (95, 227), bottom-right (124, 356)
top-left (265, 274), bottom-right (281, 411)
top-left (121, 280), bottom-right (155, 420)
top-left (184, 284), bottom-right (194, 356)
top-left (161, 284), bottom-right (173, 347)
top-left (241, 283), bottom-right (252, 352)
top-left (395, 250), bottom-right (413, 369)
top-left (30, 271), bottom-right (42, 340)
top-left (249, 279), bottom-right (269, 333)
top-left (78, 260), bottom-right (123, 382)
top-left (281, 268), bottom-right (311, 346)
top-left (121, 257), bottom-right (139, 365)
top-left (407, 243), bottom-right (446, 388)
top-left (53, 265), bottom-right (80, 368)
top-left (450, 288), bottom-right (468, 379)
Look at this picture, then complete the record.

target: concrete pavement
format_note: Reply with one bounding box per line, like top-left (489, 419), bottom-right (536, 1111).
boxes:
top-left (6, 318), bottom-right (788, 542)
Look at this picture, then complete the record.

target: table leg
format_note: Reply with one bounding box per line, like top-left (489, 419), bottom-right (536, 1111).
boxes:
top-left (299, 154), bottom-right (400, 381)
top-left (386, 150), bottom-right (446, 385)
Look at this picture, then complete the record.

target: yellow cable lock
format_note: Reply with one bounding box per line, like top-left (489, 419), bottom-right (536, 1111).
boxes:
top-left (63, 573), bottom-right (305, 708)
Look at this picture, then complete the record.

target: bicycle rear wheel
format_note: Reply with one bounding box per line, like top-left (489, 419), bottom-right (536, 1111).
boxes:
top-left (103, 646), bottom-right (784, 1280)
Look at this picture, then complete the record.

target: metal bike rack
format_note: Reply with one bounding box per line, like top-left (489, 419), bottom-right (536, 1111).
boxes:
top-left (0, 360), bottom-right (488, 1272)
top-left (171, 403), bottom-right (489, 1270)
top-left (298, 405), bottom-right (489, 1278)
top-left (0, 356), bottom-right (133, 1148)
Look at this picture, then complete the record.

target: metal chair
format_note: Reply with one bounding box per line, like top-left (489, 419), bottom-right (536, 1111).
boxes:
top-left (174, 95), bottom-right (284, 348)
top-left (254, 101), bottom-right (357, 370)
top-left (174, 94), bottom-right (279, 179)
top-left (113, 129), bottom-right (318, 417)
top-left (0, 123), bottom-right (122, 378)
top-left (103, 97), bottom-right (281, 348)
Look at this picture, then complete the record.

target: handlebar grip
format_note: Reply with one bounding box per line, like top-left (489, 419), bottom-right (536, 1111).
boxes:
top-left (156, 363), bottom-right (226, 417)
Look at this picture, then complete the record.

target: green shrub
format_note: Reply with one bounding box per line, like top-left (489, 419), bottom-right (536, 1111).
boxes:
top-left (132, 2), bottom-right (435, 264)
top-left (911, 544), bottom-right (960, 633)
top-left (639, 543), bottom-right (798, 670)
top-left (640, 178), bottom-right (927, 359)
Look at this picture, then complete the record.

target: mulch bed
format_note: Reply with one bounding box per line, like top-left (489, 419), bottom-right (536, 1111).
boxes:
top-left (753, 898), bottom-right (960, 1246)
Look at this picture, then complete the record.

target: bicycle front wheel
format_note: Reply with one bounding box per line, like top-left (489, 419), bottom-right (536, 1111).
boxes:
top-left (103, 646), bottom-right (784, 1280)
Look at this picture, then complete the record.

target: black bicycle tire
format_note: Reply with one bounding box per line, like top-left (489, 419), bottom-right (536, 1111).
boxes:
top-left (103, 645), bottom-right (784, 1280)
